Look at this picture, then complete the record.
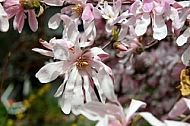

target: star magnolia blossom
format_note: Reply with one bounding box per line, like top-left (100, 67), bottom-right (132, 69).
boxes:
top-left (130, 0), bottom-right (178, 40)
top-left (3, 0), bottom-right (38, 33)
top-left (0, 0), bottom-right (9, 32)
top-left (97, 0), bottom-right (129, 33)
top-left (33, 37), bottom-right (117, 114)
top-left (76, 99), bottom-right (146, 126)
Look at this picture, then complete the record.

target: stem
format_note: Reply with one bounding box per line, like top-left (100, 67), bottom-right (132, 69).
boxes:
top-left (101, 41), bottom-right (112, 50)
top-left (144, 40), bottom-right (159, 50)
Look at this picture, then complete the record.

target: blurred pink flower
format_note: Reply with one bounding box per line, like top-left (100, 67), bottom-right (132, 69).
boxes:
top-left (130, 0), bottom-right (182, 40)
top-left (3, 0), bottom-right (38, 33)
top-left (77, 99), bottom-right (146, 126)
top-left (168, 98), bottom-right (190, 119)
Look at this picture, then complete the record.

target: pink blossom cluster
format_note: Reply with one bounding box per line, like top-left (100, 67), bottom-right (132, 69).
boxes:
top-left (1, 0), bottom-right (190, 125)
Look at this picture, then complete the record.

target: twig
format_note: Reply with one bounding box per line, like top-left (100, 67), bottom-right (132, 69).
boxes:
top-left (144, 40), bottom-right (159, 50)
top-left (102, 41), bottom-right (112, 50)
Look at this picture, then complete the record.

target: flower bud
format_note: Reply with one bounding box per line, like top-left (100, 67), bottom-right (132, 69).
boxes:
top-left (113, 42), bottom-right (128, 51)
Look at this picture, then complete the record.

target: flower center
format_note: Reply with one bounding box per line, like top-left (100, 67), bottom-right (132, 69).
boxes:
top-left (76, 56), bottom-right (89, 69)
top-left (72, 4), bottom-right (83, 16)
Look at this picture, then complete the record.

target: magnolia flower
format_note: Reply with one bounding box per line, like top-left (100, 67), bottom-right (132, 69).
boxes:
top-left (130, 0), bottom-right (178, 40)
top-left (97, 0), bottom-right (129, 33)
top-left (3, 0), bottom-right (38, 33)
top-left (76, 99), bottom-right (146, 126)
top-left (0, 1), bottom-right (9, 32)
top-left (33, 36), bottom-right (117, 114)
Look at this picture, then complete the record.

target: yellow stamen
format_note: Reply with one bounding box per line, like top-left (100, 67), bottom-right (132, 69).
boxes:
top-left (72, 4), bottom-right (83, 16)
top-left (76, 56), bottom-right (89, 69)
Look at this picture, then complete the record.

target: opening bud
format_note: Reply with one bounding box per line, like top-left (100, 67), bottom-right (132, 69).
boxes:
top-left (113, 42), bottom-right (128, 51)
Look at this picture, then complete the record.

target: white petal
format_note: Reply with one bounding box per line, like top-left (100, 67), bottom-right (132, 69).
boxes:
top-left (36, 61), bottom-right (64, 83)
top-left (61, 66), bottom-right (78, 114)
top-left (164, 120), bottom-right (190, 126)
top-left (96, 116), bottom-right (109, 126)
top-left (135, 13), bottom-right (150, 36)
top-left (41, 0), bottom-right (63, 6)
top-left (48, 13), bottom-right (61, 29)
top-left (82, 75), bottom-right (92, 102)
top-left (126, 99), bottom-right (146, 123)
top-left (152, 15), bottom-right (167, 40)
top-left (0, 4), bottom-right (9, 32)
top-left (176, 27), bottom-right (190, 46)
top-left (138, 112), bottom-right (165, 126)
top-left (32, 48), bottom-right (53, 57)
top-left (97, 69), bottom-right (117, 102)
top-left (181, 45), bottom-right (190, 66)
top-left (71, 74), bottom-right (84, 114)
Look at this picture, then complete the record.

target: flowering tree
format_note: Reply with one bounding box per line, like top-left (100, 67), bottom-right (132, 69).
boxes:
top-left (1, 0), bottom-right (190, 125)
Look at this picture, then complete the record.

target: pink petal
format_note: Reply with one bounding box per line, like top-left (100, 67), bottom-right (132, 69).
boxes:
top-left (143, 0), bottom-right (153, 12)
top-left (82, 4), bottom-right (94, 22)
top-left (35, 61), bottom-right (64, 83)
top-left (14, 11), bottom-right (26, 33)
top-left (88, 47), bottom-right (109, 60)
top-left (168, 98), bottom-right (190, 118)
top-left (97, 69), bottom-right (117, 102)
top-left (32, 48), bottom-right (53, 57)
top-left (60, 14), bottom-right (72, 27)
top-left (28, 10), bottom-right (38, 32)
top-left (48, 13), bottom-right (61, 29)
